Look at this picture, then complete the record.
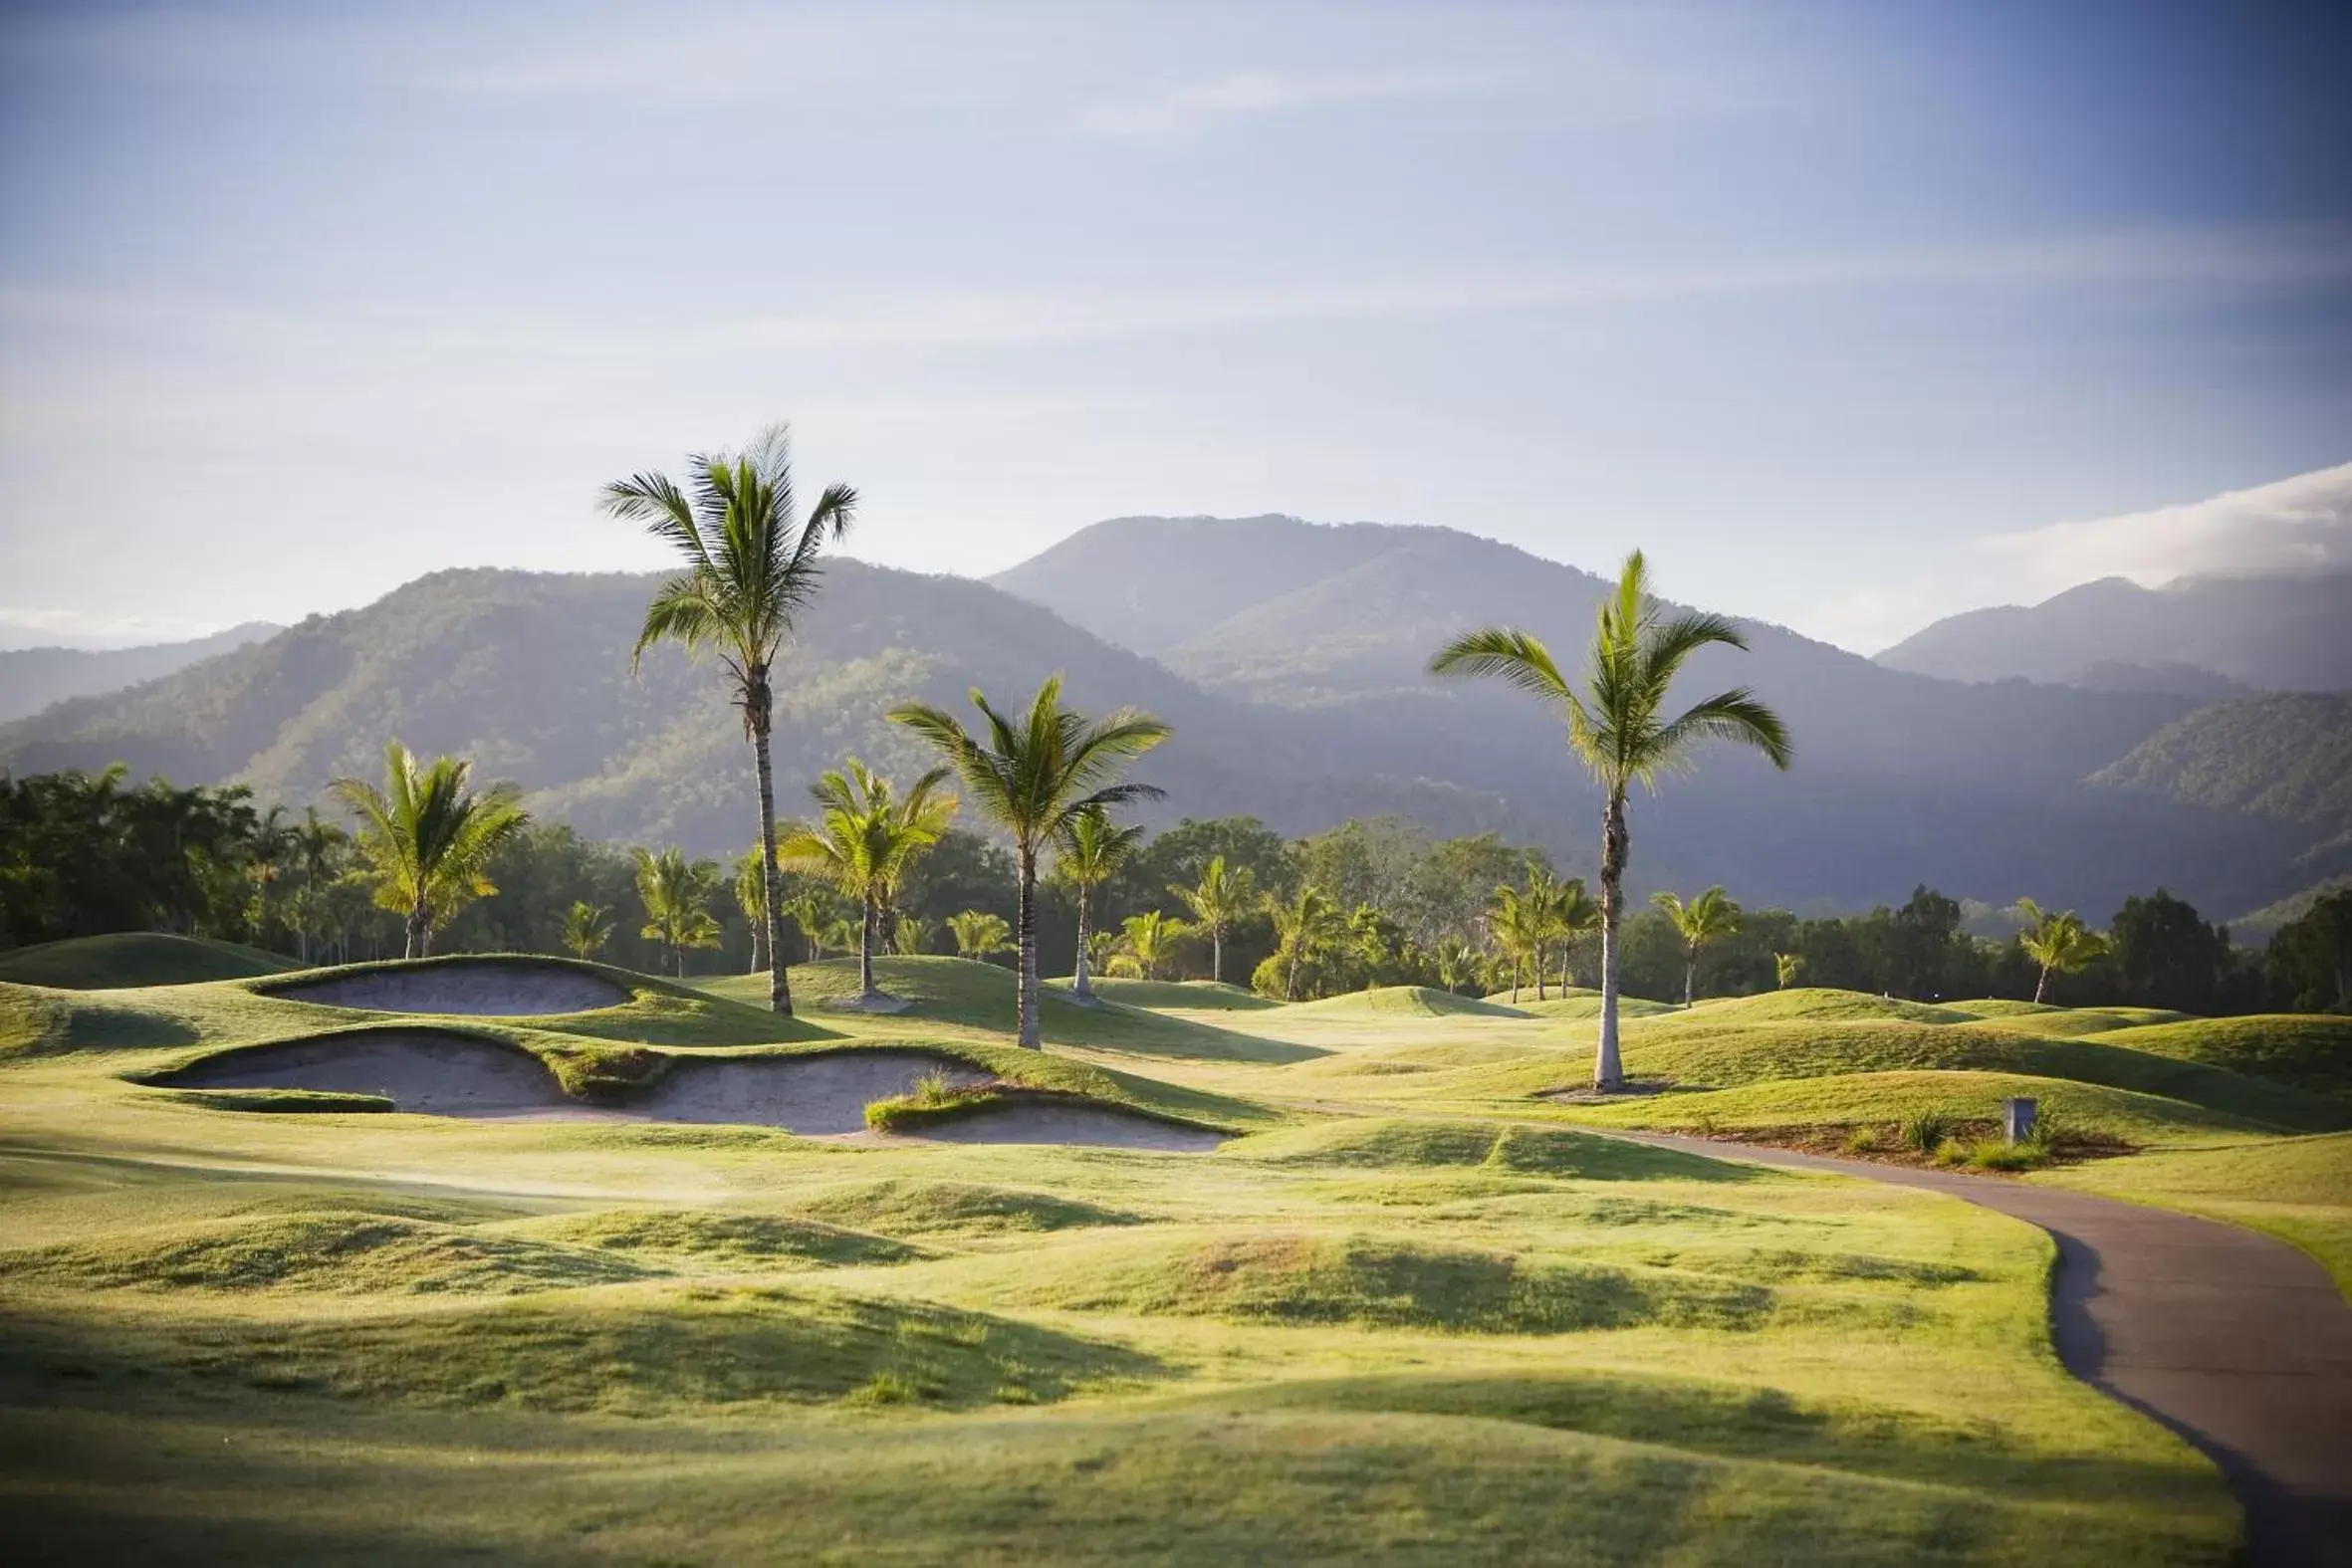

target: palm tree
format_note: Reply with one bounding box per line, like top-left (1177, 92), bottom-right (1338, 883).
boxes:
top-left (562, 900), bottom-right (614, 962)
top-left (333, 741), bottom-right (530, 960)
top-left (2014, 897), bottom-right (2110, 1004)
top-left (1116, 910), bottom-right (1189, 980)
top-left (1487, 882), bottom-right (1539, 1002)
top-left (1172, 854), bottom-right (1258, 986)
top-left (288, 806), bottom-right (347, 964)
top-left (1653, 886), bottom-right (1742, 1008)
top-left (633, 847), bottom-right (724, 976)
top-left (892, 913), bottom-right (937, 957)
top-left (1268, 884), bottom-right (1340, 1002)
top-left (604, 424), bottom-right (856, 1016)
top-left (1434, 940), bottom-right (1484, 996)
top-left (783, 887), bottom-right (836, 963)
top-left (734, 850), bottom-right (771, 974)
top-left (1057, 804), bottom-right (1145, 1003)
top-left (775, 758), bottom-right (958, 1007)
top-left (1545, 875), bottom-right (1599, 993)
top-left (1774, 951), bottom-right (1805, 990)
top-left (891, 677), bottom-right (1169, 1048)
top-left (947, 909), bottom-right (1014, 962)
top-left (1432, 551), bottom-right (1790, 1089)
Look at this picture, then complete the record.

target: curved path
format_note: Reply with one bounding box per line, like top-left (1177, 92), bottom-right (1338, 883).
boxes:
top-left (1608, 1132), bottom-right (2352, 1568)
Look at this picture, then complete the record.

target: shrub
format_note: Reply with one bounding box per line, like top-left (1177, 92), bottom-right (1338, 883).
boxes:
top-left (1900, 1109), bottom-right (1953, 1153)
top-left (910, 1069), bottom-right (959, 1109)
top-left (1930, 1138), bottom-right (1969, 1168)
top-left (1842, 1125), bottom-right (1882, 1156)
top-left (1969, 1141), bottom-right (2048, 1173)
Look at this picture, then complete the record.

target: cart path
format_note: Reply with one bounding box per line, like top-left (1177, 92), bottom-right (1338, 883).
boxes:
top-left (1606, 1132), bottom-right (2352, 1568)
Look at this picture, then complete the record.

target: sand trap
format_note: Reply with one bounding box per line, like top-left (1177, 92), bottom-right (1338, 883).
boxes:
top-left (638, 1050), bottom-right (993, 1136)
top-left (908, 1102), bottom-right (1226, 1152)
top-left (272, 961), bottom-right (628, 1016)
top-left (159, 1029), bottom-right (577, 1117)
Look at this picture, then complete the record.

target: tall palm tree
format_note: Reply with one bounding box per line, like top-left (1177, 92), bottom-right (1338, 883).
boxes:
top-left (1487, 882), bottom-right (1539, 1002)
top-left (1116, 910), bottom-right (1190, 980)
top-left (334, 741), bottom-right (530, 960)
top-left (1432, 551), bottom-right (1790, 1089)
top-left (1547, 875), bottom-right (1600, 993)
top-left (633, 846), bottom-right (724, 976)
top-left (1268, 884), bottom-right (1340, 1002)
top-left (734, 849), bottom-right (771, 974)
top-left (289, 806), bottom-right (347, 964)
top-left (1172, 854), bottom-right (1258, 985)
top-left (1057, 804), bottom-right (1145, 1003)
top-left (947, 909), bottom-right (1015, 962)
top-left (2014, 897), bottom-right (2109, 1004)
top-left (561, 900), bottom-right (613, 962)
top-left (775, 758), bottom-right (958, 1007)
top-left (783, 887), bottom-right (836, 963)
top-left (604, 424), bottom-right (856, 1016)
top-left (1653, 885), bottom-right (1742, 1008)
top-left (891, 677), bottom-right (1168, 1047)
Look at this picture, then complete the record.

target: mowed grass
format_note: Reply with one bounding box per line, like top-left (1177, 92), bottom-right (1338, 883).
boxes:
top-left (0, 961), bottom-right (2253, 1563)
top-left (0, 932), bottom-right (298, 989)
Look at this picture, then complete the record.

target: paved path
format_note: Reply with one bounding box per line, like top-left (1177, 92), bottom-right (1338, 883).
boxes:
top-left (1610, 1132), bottom-right (2352, 1568)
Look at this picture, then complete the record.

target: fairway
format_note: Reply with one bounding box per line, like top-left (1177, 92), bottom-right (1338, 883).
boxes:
top-left (13, 959), bottom-right (2346, 1562)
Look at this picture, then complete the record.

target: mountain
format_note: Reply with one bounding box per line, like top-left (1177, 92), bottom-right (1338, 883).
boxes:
top-left (0, 622), bottom-right (280, 724)
top-left (1873, 570), bottom-right (2352, 691)
top-left (2088, 694), bottom-right (2352, 826)
top-left (0, 524), bottom-right (2324, 918)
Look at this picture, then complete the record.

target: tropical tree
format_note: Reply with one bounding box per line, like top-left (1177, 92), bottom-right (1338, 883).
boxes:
top-left (1653, 885), bottom-right (1743, 1008)
top-left (783, 887), bottom-right (837, 963)
top-left (333, 741), bottom-right (530, 960)
top-left (632, 846), bottom-right (723, 976)
top-left (892, 913), bottom-right (937, 957)
top-left (1434, 939), bottom-right (1485, 996)
top-left (1487, 882), bottom-right (1539, 1002)
top-left (891, 676), bottom-right (1169, 1047)
top-left (561, 900), bottom-right (614, 962)
top-left (1171, 854), bottom-right (1258, 986)
top-left (1115, 910), bottom-right (1190, 980)
top-left (947, 909), bottom-right (1014, 962)
top-left (1267, 884), bottom-right (1340, 1002)
top-left (1544, 875), bottom-right (1600, 993)
top-left (734, 850), bottom-right (771, 974)
top-left (775, 758), bottom-right (958, 1007)
top-left (1432, 552), bottom-right (1790, 1089)
top-left (2014, 896), bottom-right (2110, 1004)
top-left (1057, 804), bottom-right (1145, 1003)
top-left (1774, 951), bottom-right (1805, 990)
top-left (605, 424), bottom-right (856, 1015)
top-left (288, 806), bottom-right (348, 964)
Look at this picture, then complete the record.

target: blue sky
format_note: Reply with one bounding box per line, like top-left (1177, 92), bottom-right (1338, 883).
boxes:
top-left (2, 0), bottom-right (2347, 650)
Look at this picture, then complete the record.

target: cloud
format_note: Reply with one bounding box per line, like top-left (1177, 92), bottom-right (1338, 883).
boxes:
top-left (1979, 461), bottom-right (2352, 599)
top-left (1078, 68), bottom-right (1504, 138)
top-left (0, 606), bottom-right (234, 650)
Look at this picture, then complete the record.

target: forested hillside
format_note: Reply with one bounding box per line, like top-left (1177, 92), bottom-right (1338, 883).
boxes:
top-left (0, 622), bottom-right (281, 724)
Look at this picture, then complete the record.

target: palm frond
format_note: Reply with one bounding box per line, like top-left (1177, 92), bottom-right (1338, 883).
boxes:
top-left (1429, 626), bottom-right (1573, 706)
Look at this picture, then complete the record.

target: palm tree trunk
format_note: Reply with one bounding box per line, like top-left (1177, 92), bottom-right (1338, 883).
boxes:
top-left (407, 889), bottom-right (429, 961)
top-left (1285, 941), bottom-right (1299, 1002)
top-left (1211, 922), bottom-right (1223, 985)
top-left (748, 917), bottom-right (763, 975)
top-left (749, 690), bottom-right (795, 1016)
top-left (1016, 846), bottom-right (1042, 1047)
top-left (2033, 963), bottom-right (2049, 1005)
top-left (1536, 943), bottom-right (1547, 1002)
top-left (860, 892), bottom-right (879, 1000)
top-left (1072, 884), bottom-right (1094, 1002)
top-left (1595, 787), bottom-right (1629, 1091)
top-left (1684, 949), bottom-right (1696, 1008)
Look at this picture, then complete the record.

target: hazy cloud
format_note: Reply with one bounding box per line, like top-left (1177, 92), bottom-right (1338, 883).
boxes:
top-left (0, 607), bottom-right (233, 649)
top-left (1079, 68), bottom-right (1504, 138)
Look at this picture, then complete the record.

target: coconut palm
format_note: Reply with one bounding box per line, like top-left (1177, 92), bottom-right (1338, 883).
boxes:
top-left (1268, 884), bottom-right (1340, 1002)
top-left (1172, 854), bottom-right (1258, 986)
top-left (1115, 910), bottom-right (1190, 980)
top-left (947, 909), bottom-right (1014, 962)
top-left (1487, 882), bottom-right (1540, 1002)
top-left (892, 913), bottom-right (937, 957)
top-left (633, 847), bottom-right (724, 976)
top-left (1546, 875), bottom-right (1600, 993)
top-left (1653, 885), bottom-right (1742, 1008)
top-left (783, 887), bottom-right (836, 963)
top-left (2014, 897), bottom-right (2110, 1004)
top-left (1774, 951), bottom-right (1805, 990)
top-left (890, 677), bottom-right (1169, 1047)
top-left (334, 741), bottom-right (530, 960)
top-left (604, 424), bottom-right (855, 1015)
top-left (775, 758), bottom-right (958, 1007)
top-left (734, 849), bottom-right (772, 973)
top-left (561, 901), bottom-right (614, 962)
top-left (1432, 551), bottom-right (1790, 1089)
top-left (1057, 804), bottom-right (1145, 1003)
top-left (1434, 939), bottom-right (1485, 996)
top-left (288, 806), bottom-right (348, 964)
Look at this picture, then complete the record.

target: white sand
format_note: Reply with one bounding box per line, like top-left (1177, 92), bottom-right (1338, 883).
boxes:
top-left (163, 1029), bottom-right (576, 1117)
top-left (274, 961), bottom-right (628, 1016)
top-left (638, 1050), bottom-right (992, 1135)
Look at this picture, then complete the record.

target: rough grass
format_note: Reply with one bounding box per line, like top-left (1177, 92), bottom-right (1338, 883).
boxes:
top-left (0, 933), bottom-right (299, 989)
top-left (2091, 1014), bottom-right (2352, 1102)
top-left (1664, 989), bottom-right (1984, 1026)
top-left (1285, 986), bottom-right (1533, 1019)
top-left (1505, 994), bottom-right (1678, 1019)
top-left (493, 1209), bottom-right (930, 1270)
top-left (1049, 976), bottom-right (1280, 1010)
top-left (795, 1179), bottom-right (1150, 1236)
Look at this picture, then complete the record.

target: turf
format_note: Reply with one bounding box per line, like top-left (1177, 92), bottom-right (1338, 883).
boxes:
top-left (0, 933), bottom-right (299, 989)
top-left (2089, 1015), bottom-right (2352, 1102)
top-left (1284, 985), bottom-right (1533, 1019)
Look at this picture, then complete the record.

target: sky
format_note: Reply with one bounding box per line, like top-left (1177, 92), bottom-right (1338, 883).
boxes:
top-left (1, 0), bottom-right (2348, 653)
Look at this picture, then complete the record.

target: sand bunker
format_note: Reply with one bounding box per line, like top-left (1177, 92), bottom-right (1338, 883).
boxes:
top-left (640, 1050), bottom-right (993, 1136)
top-left (909, 1101), bottom-right (1226, 1152)
top-left (272, 961), bottom-right (628, 1016)
top-left (160, 1030), bottom-right (576, 1117)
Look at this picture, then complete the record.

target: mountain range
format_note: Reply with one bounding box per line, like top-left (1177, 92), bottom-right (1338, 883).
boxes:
top-left (2, 517), bottom-right (2342, 921)
top-left (0, 623), bottom-right (281, 725)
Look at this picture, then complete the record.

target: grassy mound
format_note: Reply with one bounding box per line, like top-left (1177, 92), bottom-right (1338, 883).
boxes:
top-left (4, 1282), bottom-right (1161, 1414)
top-left (0, 1211), bottom-right (656, 1296)
top-left (1232, 1117), bottom-right (1759, 1183)
top-left (2092, 1014), bottom-right (2352, 1101)
top-left (1286, 986), bottom-right (1532, 1019)
top-left (1507, 994), bottom-right (1677, 1020)
top-left (0, 933), bottom-right (298, 990)
top-left (994, 1231), bottom-right (1778, 1333)
top-left (796, 1179), bottom-right (1149, 1237)
top-left (501, 1210), bottom-right (927, 1270)
top-left (1664, 989), bottom-right (1981, 1026)
top-left (1052, 977), bottom-right (1279, 1010)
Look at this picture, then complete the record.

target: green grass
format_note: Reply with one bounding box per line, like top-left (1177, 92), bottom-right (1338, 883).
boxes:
top-left (1049, 976), bottom-right (1281, 1010)
top-left (0, 933), bottom-right (299, 989)
top-left (1665, 989), bottom-right (1984, 1026)
top-left (2090, 1014), bottom-right (2352, 1102)
top-left (1284, 985), bottom-right (1533, 1019)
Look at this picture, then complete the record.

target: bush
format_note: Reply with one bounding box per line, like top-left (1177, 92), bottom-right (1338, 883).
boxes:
top-left (1930, 1138), bottom-right (1969, 1168)
top-left (1842, 1125), bottom-right (1882, 1155)
top-left (1969, 1141), bottom-right (2048, 1172)
top-left (1900, 1109), bottom-right (1953, 1153)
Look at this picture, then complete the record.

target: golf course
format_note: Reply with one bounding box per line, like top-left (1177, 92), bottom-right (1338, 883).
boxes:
top-left (3, 936), bottom-right (2347, 1563)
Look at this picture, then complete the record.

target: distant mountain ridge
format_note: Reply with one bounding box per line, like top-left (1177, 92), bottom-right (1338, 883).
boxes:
top-left (1873, 570), bottom-right (2352, 692)
top-left (0, 521), bottom-right (2325, 917)
top-left (0, 622), bottom-right (281, 724)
